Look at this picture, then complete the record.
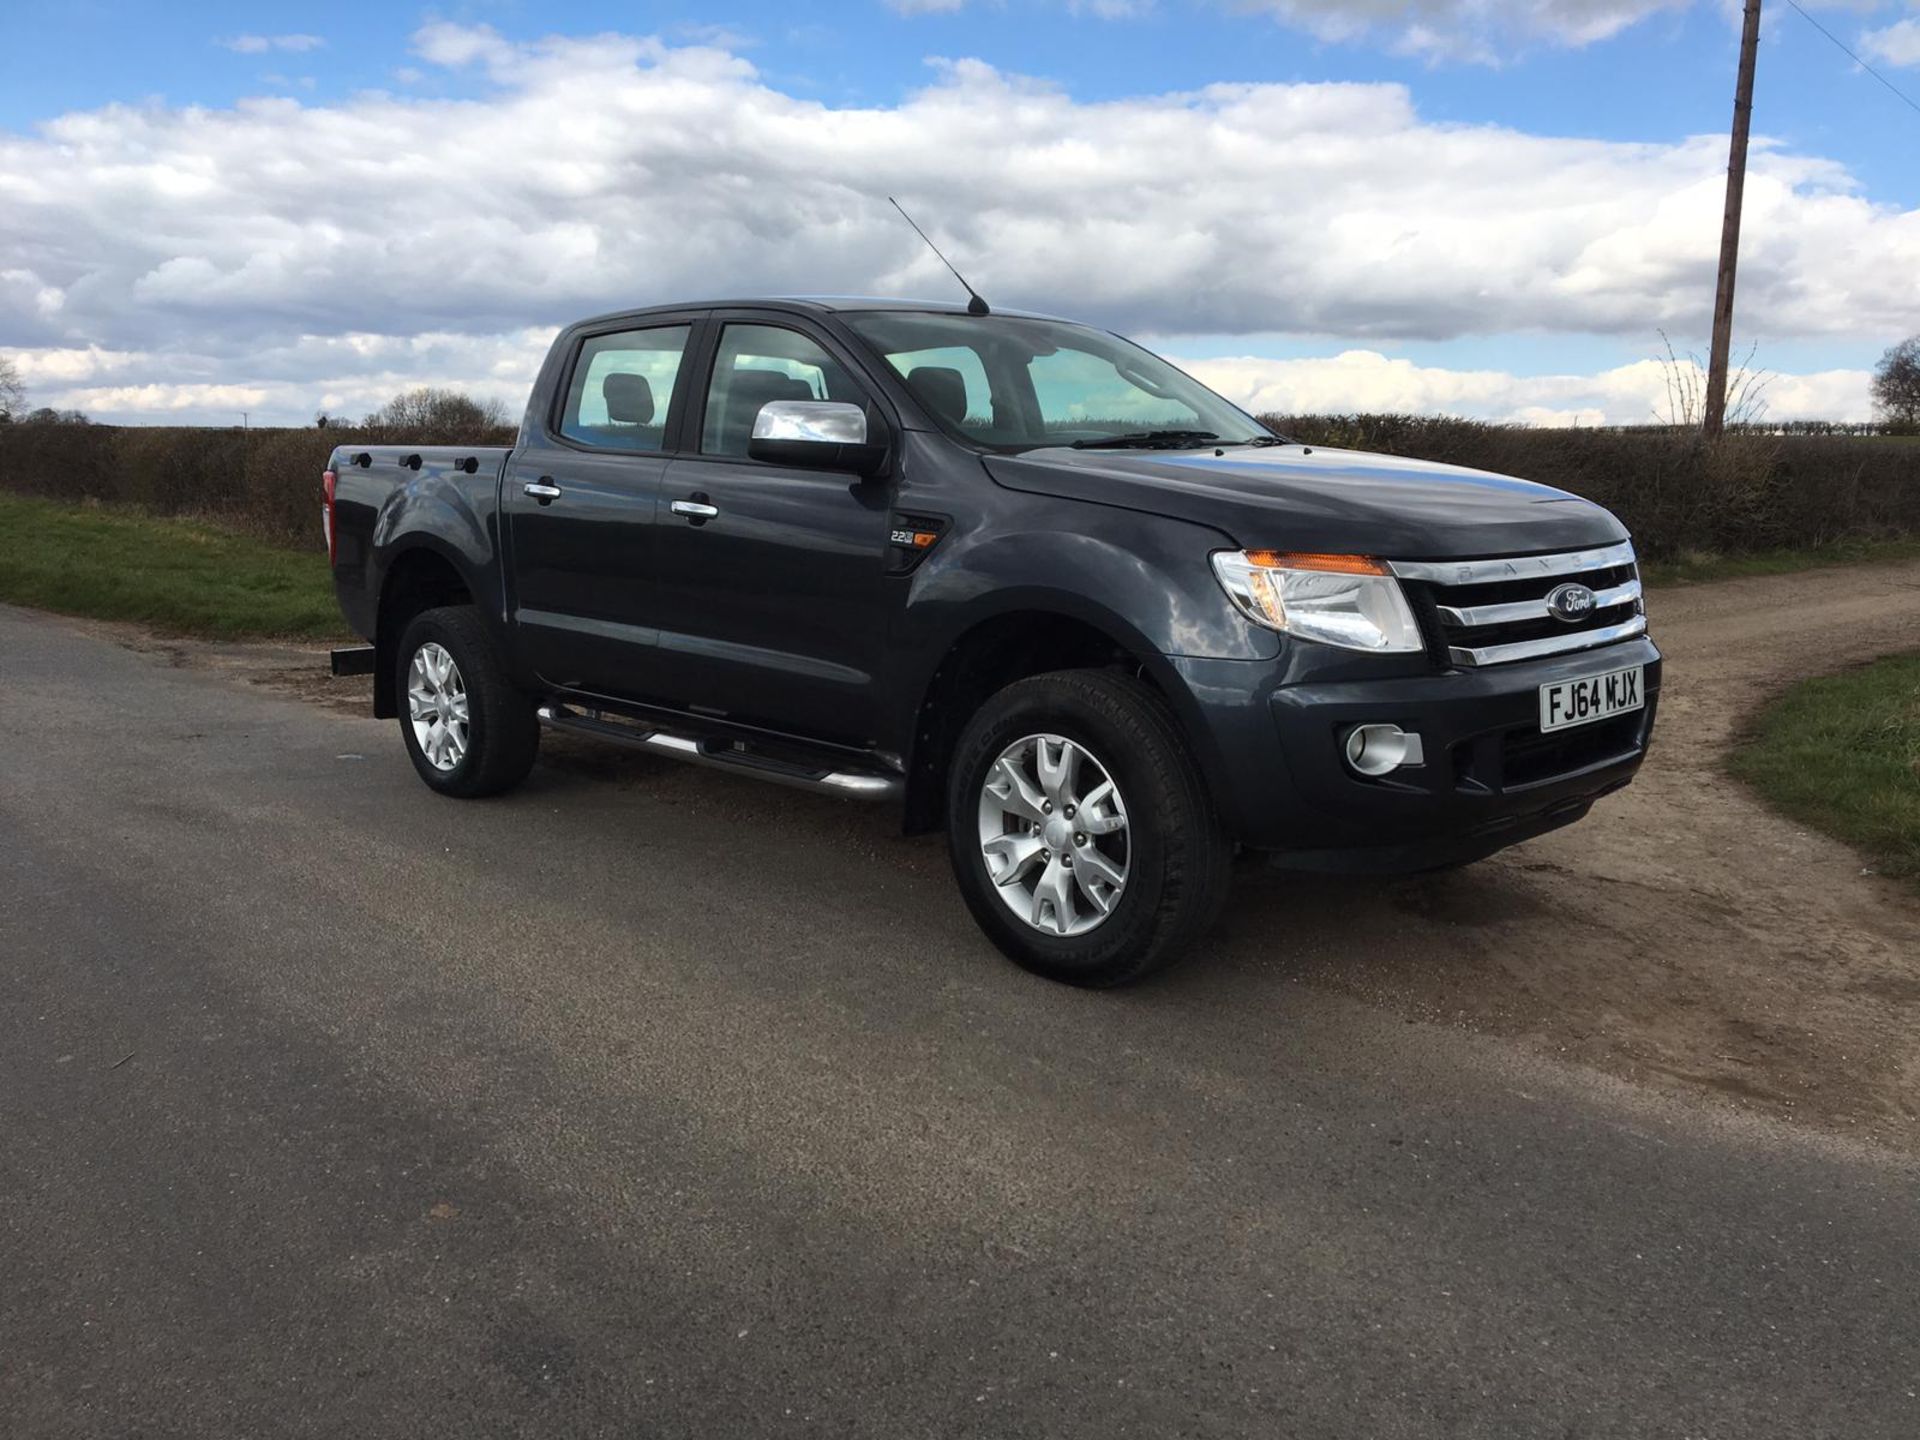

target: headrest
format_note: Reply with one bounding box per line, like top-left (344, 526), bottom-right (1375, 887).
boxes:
top-left (907, 366), bottom-right (967, 426)
top-left (731, 369), bottom-right (814, 407)
top-left (603, 372), bottom-right (654, 425)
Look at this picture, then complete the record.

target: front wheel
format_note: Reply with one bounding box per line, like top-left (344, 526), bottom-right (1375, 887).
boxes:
top-left (396, 606), bottom-right (540, 798)
top-left (946, 669), bottom-right (1231, 987)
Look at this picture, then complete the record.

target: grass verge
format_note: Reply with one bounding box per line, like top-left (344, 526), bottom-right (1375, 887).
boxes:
top-left (0, 492), bottom-right (346, 641)
top-left (1642, 536), bottom-right (1920, 586)
top-left (1731, 653), bottom-right (1920, 885)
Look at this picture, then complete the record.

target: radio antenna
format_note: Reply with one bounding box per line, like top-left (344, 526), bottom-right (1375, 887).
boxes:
top-left (888, 197), bottom-right (990, 316)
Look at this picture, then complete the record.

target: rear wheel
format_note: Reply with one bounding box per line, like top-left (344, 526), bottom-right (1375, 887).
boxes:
top-left (946, 669), bottom-right (1230, 987)
top-left (396, 606), bottom-right (539, 798)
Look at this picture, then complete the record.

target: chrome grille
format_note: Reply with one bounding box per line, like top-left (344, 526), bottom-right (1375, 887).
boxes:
top-left (1390, 540), bottom-right (1647, 668)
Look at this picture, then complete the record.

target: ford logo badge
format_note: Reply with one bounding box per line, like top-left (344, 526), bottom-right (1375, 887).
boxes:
top-left (1545, 582), bottom-right (1596, 623)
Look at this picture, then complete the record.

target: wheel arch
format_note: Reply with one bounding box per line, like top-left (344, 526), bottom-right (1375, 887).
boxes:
top-left (372, 542), bottom-right (481, 719)
top-left (900, 601), bottom-right (1227, 836)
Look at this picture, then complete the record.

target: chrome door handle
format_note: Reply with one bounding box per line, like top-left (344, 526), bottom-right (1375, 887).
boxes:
top-left (523, 481), bottom-right (562, 502)
top-left (670, 500), bottom-right (719, 520)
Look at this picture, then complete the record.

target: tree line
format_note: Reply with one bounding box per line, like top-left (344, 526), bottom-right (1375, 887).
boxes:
top-left (0, 366), bottom-right (515, 434)
top-left (0, 357), bottom-right (91, 425)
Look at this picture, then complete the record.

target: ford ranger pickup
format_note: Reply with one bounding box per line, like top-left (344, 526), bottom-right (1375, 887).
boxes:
top-left (324, 297), bottom-right (1660, 986)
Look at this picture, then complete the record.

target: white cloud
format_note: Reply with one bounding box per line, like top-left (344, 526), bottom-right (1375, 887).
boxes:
top-left (1230, 0), bottom-right (1690, 60)
top-left (409, 20), bottom-right (518, 71)
top-left (671, 21), bottom-right (760, 49)
top-left (1861, 17), bottom-right (1920, 67)
top-left (6, 334), bottom-right (1873, 428)
top-left (892, 0), bottom-right (1690, 57)
top-left (59, 381), bottom-right (274, 414)
top-left (6, 329), bottom-right (553, 426)
top-left (886, 1), bottom-right (1910, 65)
top-left (1, 345), bottom-right (148, 385)
top-left (0, 23), bottom-right (1913, 424)
top-left (1181, 349), bottom-right (1875, 425)
top-left (218, 34), bottom-right (325, 55)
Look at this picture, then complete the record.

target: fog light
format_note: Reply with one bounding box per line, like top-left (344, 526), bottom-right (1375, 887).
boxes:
top-left (1344, 723), bottom-right (1425, 777)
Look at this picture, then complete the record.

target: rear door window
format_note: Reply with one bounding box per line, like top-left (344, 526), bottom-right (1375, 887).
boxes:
top-left (560, 325), bottom-right (692, 452)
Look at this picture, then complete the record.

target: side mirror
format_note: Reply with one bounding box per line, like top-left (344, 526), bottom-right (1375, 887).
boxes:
top-left (749, 400), bottom-right (887, 477)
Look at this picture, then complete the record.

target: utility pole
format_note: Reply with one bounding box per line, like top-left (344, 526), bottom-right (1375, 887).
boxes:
top-left (1704, 0), bottom-right (1763, 438)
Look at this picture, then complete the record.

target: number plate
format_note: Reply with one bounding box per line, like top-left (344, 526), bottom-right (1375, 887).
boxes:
top-left (1538, 665), bottom-right (1645, 733)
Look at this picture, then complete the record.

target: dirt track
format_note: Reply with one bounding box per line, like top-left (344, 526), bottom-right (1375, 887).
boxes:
top-left (164, 557), bottom-right (1920, 1147)
top-left (1272, 557), bottom-right (1920, 1143)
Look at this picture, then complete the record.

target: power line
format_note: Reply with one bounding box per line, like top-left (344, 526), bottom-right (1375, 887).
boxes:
top-left (1782, 0), bottom-right (1920, 120)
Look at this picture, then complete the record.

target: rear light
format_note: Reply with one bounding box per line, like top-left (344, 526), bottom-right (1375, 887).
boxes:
top-left (322, 469), bottom-right (337, 565)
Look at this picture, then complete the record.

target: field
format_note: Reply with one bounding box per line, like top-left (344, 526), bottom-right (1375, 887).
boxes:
top-left (1732, 651), bottom-right (1920, 885)
top-left (0, 492), bottom-right (345, 640)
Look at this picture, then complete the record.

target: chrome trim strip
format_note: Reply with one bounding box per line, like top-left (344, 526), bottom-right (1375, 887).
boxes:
top-left (1436, 578), bottom-right (1643, 629)
top-left (1390, 540), bottom-right (1637, 587)
top-left (1448, 614), bottom-right (1648, 668)
top-left (816, 771), bottom-right (902, 797)
top-left (535, 706), bottom-right (903, 801)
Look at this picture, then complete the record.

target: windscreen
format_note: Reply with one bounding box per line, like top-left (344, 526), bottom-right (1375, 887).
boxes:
top-left (842, 312), bottom-right (1272, 452)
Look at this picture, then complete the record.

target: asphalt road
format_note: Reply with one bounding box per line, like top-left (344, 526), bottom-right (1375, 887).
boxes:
top-left (3, 602), bottom-right (1917, 1439)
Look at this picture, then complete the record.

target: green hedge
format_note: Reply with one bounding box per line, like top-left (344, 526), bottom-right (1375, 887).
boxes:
top-left (0, 422), bottom-right (515, 550)
top-left (2, 415), bottom-right (1917, 560)
top-left (1260, 415), bottom-right (1920, 558)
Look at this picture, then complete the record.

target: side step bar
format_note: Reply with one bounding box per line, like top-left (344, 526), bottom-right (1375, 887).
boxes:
top-left (536, 704), bottom-right (902, 802)
top-left (330, 645), bottom-right (377, 677)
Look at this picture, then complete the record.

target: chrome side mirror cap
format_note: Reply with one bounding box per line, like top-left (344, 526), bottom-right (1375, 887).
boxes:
top-left (752, 399), bottom-right (868, 445)
top-left (748, 400), bottom-right (886, 477)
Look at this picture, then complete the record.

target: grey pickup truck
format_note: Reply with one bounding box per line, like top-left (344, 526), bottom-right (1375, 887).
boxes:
top-left (325, 296), bottom-right (1659, 986)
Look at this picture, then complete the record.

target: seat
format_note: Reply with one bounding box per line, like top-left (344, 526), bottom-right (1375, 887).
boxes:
top-left (906, 366), bottom-right (968, 428)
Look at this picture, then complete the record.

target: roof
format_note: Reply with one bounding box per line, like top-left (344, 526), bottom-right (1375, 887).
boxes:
top-left (568, 295), bottom-right (1069, 330)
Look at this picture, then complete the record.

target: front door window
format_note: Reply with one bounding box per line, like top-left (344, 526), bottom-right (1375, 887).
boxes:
top-left (701, 324), bottom-right (863, 457)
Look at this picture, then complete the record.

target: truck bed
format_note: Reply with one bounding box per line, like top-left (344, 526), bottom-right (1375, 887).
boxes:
top-left (326, 443), bottom-right (515, 642)
top-left (330, 444), bottom-right (513, 489)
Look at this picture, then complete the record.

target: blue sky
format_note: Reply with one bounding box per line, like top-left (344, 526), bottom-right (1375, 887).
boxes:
top-left (3, 1), bottom-right (1918, 424)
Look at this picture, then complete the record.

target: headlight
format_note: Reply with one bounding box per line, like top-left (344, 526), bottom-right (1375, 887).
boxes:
top-left (1210, 550), bottom-right (1423, 653)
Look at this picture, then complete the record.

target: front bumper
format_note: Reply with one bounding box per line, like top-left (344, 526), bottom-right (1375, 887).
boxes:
top-left (1167, 636), bottom-right (1662, 872)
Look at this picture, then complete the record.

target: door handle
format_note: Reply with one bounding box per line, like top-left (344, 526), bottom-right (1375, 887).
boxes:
top-left (523, 480), bottom-right (562, 504)
top-left (670, 499), bottom-right (719, 521)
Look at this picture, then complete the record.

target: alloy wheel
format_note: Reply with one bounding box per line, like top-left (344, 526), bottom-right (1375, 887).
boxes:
top-left (407, 641), bottom-right (470, 772)
top-left (976, 733), bottom-right (1130, 936)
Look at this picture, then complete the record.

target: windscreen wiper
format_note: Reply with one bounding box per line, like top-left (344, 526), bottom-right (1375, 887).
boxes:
top-left (1215, 435), bottom-right (1295, 448)
top-left (1070, 430), bottom-right (1220, 450)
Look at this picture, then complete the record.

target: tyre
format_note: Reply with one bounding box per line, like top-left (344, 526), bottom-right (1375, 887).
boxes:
top-left (395, 605), bottom-right (540, 798)
top-left (946, 669), bottom-right (1231, 987)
